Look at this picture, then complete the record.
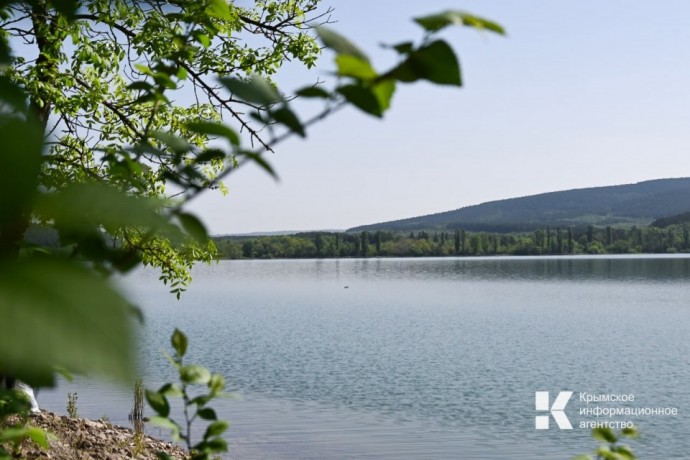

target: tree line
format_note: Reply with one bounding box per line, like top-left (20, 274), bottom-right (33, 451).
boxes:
top-left (214, 223), bottom-right (690, 259)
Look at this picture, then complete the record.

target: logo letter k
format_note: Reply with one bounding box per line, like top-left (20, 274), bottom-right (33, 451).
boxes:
top-left (535, 391), bottom-right (573, 430)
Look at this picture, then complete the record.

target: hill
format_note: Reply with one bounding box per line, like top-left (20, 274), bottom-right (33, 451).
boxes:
top-left (349, 178), bottom-right (690, 233)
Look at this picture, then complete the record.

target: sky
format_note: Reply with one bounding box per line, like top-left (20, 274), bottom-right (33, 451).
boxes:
top-left (193, 0), bottom-right (690, 235)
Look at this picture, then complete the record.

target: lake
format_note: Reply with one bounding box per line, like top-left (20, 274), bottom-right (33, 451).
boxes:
top-left (39, 255), bottom-right (690, 459)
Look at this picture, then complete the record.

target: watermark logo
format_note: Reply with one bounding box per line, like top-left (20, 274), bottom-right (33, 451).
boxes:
top-left (534, 391), bottom-right (678, 431)
top-left (535, 391), bottom-right (573, 430)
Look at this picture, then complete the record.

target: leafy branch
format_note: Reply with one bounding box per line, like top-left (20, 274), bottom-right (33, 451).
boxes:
top-left (146, 329), bottom-right (229, 460)
top-left (573, 426), bottom-right (639, 460)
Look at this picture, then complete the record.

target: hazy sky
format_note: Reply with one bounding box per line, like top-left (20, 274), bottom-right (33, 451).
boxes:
top-left (193, 0), bottom-right (690, 235)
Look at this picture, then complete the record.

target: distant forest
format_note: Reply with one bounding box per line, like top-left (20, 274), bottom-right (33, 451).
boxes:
top-left (214, 222), bottom-right (690, 259)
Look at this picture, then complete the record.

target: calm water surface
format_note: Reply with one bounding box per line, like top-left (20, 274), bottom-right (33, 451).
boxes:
top-left (40, 255), bottom-right (690, 459)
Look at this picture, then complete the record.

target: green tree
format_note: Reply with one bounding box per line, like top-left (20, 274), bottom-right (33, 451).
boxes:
top-left (546, 225), bottom-right (552, 254)
top-left (534, 229), bottom-right (545, 253)
top-left (3, 0), bottom-right (329, 293)
top-left (606, 225), bottom-right (613, 246)
top-left (360, 231), bottom-right (369, 257)
top-left (0, 0), bottom-right (504, 436)
top-left (315, 233), bottom-right (324, 257)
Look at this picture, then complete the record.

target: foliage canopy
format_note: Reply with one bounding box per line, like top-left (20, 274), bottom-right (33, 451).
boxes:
top-left (0, 0), bottom-right (503, 386)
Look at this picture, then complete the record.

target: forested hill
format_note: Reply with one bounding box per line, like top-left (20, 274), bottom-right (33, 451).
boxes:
top-left (349, 178), bottom-right (690, 233)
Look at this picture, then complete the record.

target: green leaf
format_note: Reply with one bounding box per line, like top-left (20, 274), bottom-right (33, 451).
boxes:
top-left (171, 328), bottom-right (188, 357)
top-left (149, 416), bottom-right (181, 442)
top-left (158, 383), bottom-right (184, 398)
top-left (295, 86), bottom-right (330, 99)
top-left (206, 0), bottom-right (231, 20)
top-left (612, 445), bottom-right (636, 460)
top-left (193, 31), bottom-right (211, 48)
top-left (127, 81), bottom-right (154, 92)
top-left (176, 66), bottom-right (188, 80)
top-left (0, 259), bottom-right (134, 386)
top-left (194, 437), bottom-right (228, 453)
top-left (180, 365), bottom-right (211, 385)
top-left (133, 63), bottom-right (154, 76)
top-left (387, 41), bottom-right (414, 55)
top-left (208, 374), bottom-right (225, 394)
top-left (0, 76), bottom-right (28, 111)
top-left (414, 10), bottom-right (505, 35)
top-left (316, 27), bottom-right (369, 62)
top-left (203, 420), bottom-right (229, 439)
top-left (219, 76), bottom-right (282, 106)
top-left (152, 131), bottom-right (192, 154)
top-left (150, 70), bottom-right (177, 89)
top-left (197, 407), bottom-right (217, 420)
top-left (270, 106), bottom-right (305, 137)
top-left (337, 84), bottom-right (382, 118)
top-left (54, 367), bottom-right (74, 382)
top-left (0, 117), bottom-right (43, 227)
top-left (335, 55), bottom-right (377, 80)
top-left (177, 212), bottom-right (208, 243)
top-left (594, 447), bottom-right (620, 460)
top-left (592, 426), bottom-right (617, 444)
top-left (621, 426), bottom-right (639, 439)
top-left (571, 456), bottom-right (594, 460)
top-left (48, 0), bottom-right (80, 19)
top-left (25, 427), bottom-right (51, 449)
top-left (384, 40), bottom-right (462, 86)
top-left (190, 395), bottom-right (212, 406)
top-left (194, 148), bottom-right (226, 164)
top-left (145, 390), bottom-right (170, 417)
top-left (0, 427), bottom-right (29, 444)
top-left (238, 150), bottom-right (278, 179)
top-left (36, 183), bottom-right (183, 243)
top-left (372, 80), bottom-right (396, 112)
top-left (186, 121), bottom-right (240, 146)
top-left (206, 438), bottom-right (228, 451)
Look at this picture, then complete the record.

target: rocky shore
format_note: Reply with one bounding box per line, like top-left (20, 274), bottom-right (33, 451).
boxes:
top-left (9, 411), bottom-right (188, 459)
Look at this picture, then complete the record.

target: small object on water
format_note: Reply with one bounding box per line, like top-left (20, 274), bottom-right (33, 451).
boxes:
top-left (344, 285), bottom-right (349, 289)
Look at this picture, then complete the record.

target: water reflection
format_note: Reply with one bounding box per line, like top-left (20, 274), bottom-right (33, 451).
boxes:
top-left (200, 255), bottom-right (690, 284)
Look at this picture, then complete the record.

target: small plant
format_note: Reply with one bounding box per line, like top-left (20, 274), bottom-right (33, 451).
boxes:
top-left (573, 425), bottom-right (639, 460)
top-left (146, 328), bottom-right (229, 460)
top-left (131, 378), bottom-right (145, 422)
top-left (66, 392), bottom-right (78, 419)
top-left (100, 414), bottom-right (111, 428)
top-left (133, 429), bottom-right (146, 457)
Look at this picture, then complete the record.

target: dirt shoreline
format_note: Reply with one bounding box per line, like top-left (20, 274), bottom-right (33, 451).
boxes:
top-left (9, 411), bottom-right (188, 459)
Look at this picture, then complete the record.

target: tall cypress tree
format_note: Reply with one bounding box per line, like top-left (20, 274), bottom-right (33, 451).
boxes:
top-left (546, 226), bottom-right (552, 254)
top-left (556, 227), bottom-right (563, 254)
